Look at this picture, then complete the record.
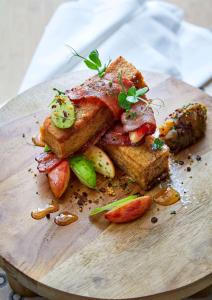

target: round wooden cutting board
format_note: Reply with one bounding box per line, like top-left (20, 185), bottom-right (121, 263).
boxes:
top-left (0, 71), bottom-right (211, 300)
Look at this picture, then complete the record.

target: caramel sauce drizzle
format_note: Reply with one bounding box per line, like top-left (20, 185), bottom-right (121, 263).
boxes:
top-left (153, 187), bottom-right (180, 206)
top-left (54, 211), bottom-right (78, 226)
top-left (31, 201), bottom-right (59, 220)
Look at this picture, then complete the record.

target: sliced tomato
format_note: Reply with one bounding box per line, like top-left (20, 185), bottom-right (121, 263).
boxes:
top-left (105, 196), bottom-right (152, 223)
top-left (48, 160), bottom-right (70, 198)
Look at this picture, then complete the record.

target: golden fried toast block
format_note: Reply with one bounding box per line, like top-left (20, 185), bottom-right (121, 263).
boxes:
top-left (43, 56), bottom-right (147, 158)
top-left (103, 137), bottom-right (169, 190)
top-left (43, 103), bottom-right (112, 158)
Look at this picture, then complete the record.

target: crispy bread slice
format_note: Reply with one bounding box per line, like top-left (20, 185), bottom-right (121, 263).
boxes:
top-left (103, 137), bottom-right (169, 190)
top-left (43, 56), bottom-right (147, 158)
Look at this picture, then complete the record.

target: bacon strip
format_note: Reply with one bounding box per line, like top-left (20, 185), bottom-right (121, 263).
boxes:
top-left (66, 75), bottom-right (133, 119)
top-left (36, 153), bottom-right (63, 173)
top-left (66, 74), bottom-right (156, 146)
top-left (121, 102), bottom-right (156, 133)
top-left (100, 123), bottom-right (131, 146)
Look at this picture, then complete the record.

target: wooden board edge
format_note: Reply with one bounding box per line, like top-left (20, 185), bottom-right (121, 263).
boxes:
top-left (1, 256), bottom-right (211, 300)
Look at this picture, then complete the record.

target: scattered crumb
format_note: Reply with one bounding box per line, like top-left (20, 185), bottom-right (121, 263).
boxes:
top-left (151, 217), bottom-right (158, 224)
top-left (186, 167), bottom-right (191, 172)
top-left (36, 192), bottom-right (39, 195)
top-left (170, 210), bottom-right (176, 215)
top-left (99, 187), bottom-right (106, 193)
top-left (22, 133), bottom-right (25, 138)
top-left (46, 214), bottom-right (50, 219)
top-left (106, 187), bottom-right (116, 196)
top-left (196, 155), bottom-right (201, 161)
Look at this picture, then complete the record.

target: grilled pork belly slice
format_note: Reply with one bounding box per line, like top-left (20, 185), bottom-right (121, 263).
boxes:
top-left (102, 136), bottom-right (169, 191)
top-left (42, 56), bottom-right (147, 158)
top-left (159, 103), bottom-right (207, 153)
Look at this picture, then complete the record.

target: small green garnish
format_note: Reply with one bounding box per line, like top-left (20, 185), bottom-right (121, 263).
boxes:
top-left (70, 155), bottom-right (96, 189)
top-left (52, 88), bottom-right (65, 95)
top-left (50, 89), bottom-right (76, 129)
top-left (71, 48), bottom-right (111, 78)
top-left (118, 72), bottom-right (149, 111)
top-left (44, 144), bottom-right (51, 152)
top-left (89, 194), bottom-right (138, 216)
top-left (109, 80), bottom-right (113, 87)
top-left (152, 138), bottom-right (165, 151)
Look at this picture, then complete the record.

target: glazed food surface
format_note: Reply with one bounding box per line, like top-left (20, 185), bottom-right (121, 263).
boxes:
top-left (0, 71), bottom-right (211, 300)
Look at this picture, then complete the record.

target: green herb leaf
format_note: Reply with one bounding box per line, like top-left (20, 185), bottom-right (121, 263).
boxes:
top-left (127, 86), bottom-right (136, 96)
top-left (118, 92), bottom-right (132, 111)
top-left (89, 49), bottom-right (102, 67)
top-left (152, 138), bottom-right (165, 151)
top-left (117, 73), bottom-right (149, 112)
top-left (44, 144), bottom-right (51, 152)
top-left (84, 59), bottom-right (99, 70)
top-left (89, 195), bottom-right (138, 216)
top-left (70, 47), bottom-right (110, 78)
top-left (135, 87), bottom-right (149, 97)
top-left (126, 95), bottom-right (137, 103)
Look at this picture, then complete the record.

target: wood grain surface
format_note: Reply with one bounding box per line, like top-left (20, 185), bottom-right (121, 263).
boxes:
top-left (0, 71), bottom-right (211, 300)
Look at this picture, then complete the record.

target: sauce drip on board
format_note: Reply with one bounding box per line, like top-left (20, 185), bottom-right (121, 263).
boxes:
top-left (54, 211), bottom-right (78, 226)
top-left (153, 186), bottom-right (180, 206)
top-left (31, 201), bottom-right (59, 220)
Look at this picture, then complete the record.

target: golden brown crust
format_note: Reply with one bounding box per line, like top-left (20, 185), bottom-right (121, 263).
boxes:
top-left (43, 106), bottom-right (112, 158)
top-left (106, 56), bottom-right (147, 88)
top-left (102, 138), bottom-right (169, 190)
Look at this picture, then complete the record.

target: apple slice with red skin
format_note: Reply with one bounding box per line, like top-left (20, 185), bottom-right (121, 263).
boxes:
top-left (48, 160), bottom-right (70, 198)
top-left (129, 123), bottom-right (156, 144)
top-left (105, 196), bottom-right (152, 223)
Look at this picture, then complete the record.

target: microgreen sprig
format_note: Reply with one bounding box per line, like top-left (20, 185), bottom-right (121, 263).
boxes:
top-left (152, 138), bottom-right (164, 151)
top-left (70, 47), bottom-right (111, 78)
top-left (117, 72), bottom-right (149, 111)
top-left (49, 88), bottom-right (66, 108)
top-left (52, 88), bottom-right (65, 95)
